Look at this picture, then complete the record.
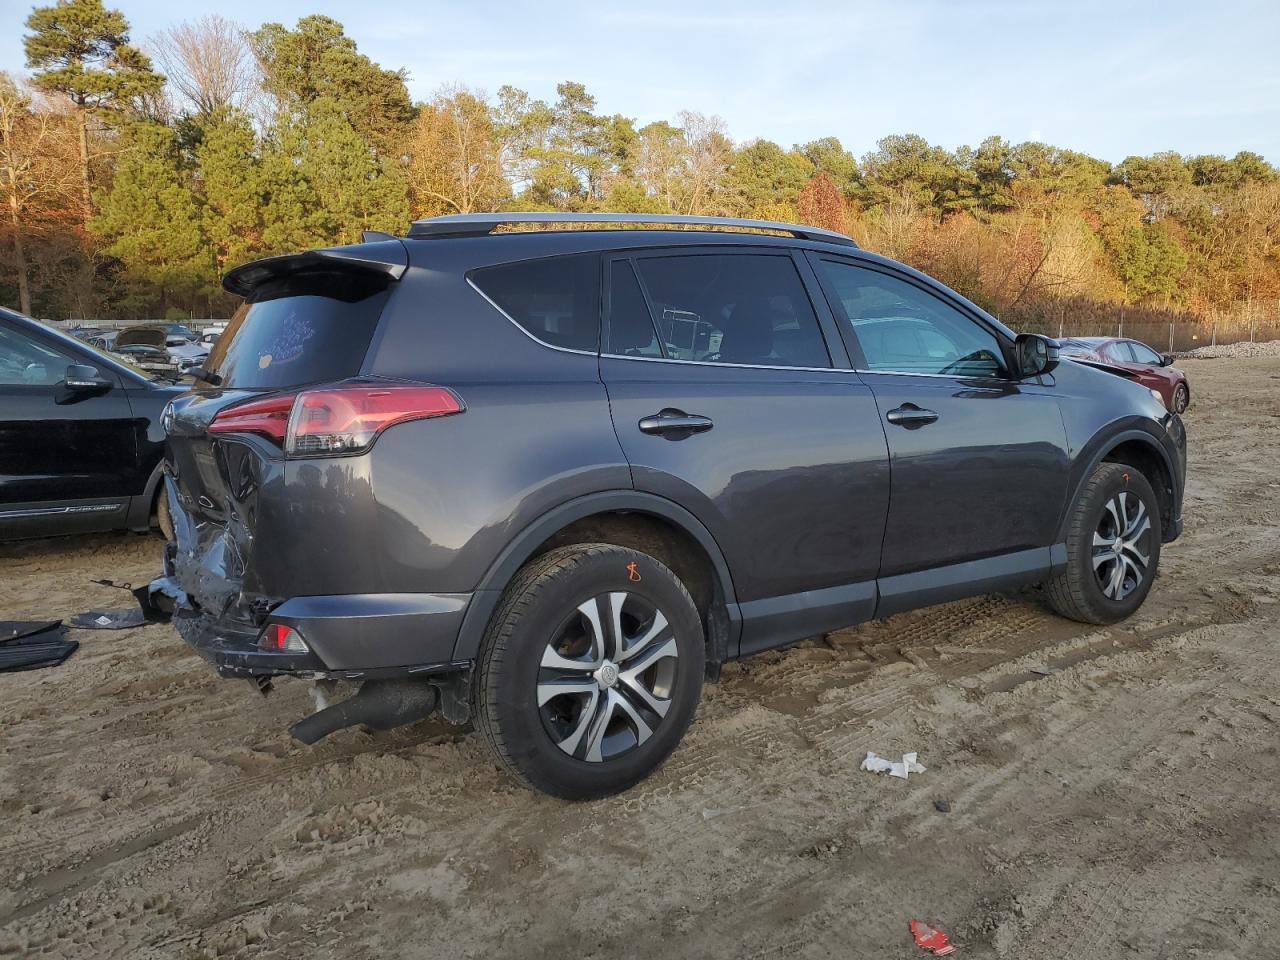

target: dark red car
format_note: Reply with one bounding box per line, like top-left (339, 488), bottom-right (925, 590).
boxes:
top-left (1058, 337), bottom-right (1190, 413)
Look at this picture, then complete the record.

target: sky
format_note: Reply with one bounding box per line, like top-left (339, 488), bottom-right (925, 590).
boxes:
top-left (3, 0), bottom-right (1279, 164)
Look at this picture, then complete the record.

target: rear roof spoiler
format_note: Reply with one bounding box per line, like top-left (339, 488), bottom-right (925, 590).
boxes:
top-left (222, 240), bottom-right (408, 298)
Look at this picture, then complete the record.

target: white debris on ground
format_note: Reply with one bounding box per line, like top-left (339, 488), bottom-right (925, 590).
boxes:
top-left (1179, 338), bottom-right (1280, 359)
top-left (861, 751), bottom-right (927, 779)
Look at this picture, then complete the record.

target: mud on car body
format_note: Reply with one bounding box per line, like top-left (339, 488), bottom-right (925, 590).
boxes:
top-left (151, 214), bottom-right (1187, 799)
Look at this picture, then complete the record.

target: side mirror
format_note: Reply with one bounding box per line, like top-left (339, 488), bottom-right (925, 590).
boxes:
top-left (1160, 353), bottom-right (1174, 367)
top-left (1014, 333), bottom-right (1059, 378)
top-left (60, 363), bottom-right (112, 397)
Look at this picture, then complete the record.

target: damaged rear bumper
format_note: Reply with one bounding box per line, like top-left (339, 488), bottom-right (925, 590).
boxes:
top-left (151, 576), bottom-right (474, 679)
top-left (154, 471), bottom-right (473, 680)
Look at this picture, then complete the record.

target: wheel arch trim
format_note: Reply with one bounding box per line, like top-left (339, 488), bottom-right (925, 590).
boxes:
top-left (1058, 427), bottom-right (1179, 543)
top-left (127, 457), bottom-right (167, 530)
top-left (452, 490), bottom-right (740, 661)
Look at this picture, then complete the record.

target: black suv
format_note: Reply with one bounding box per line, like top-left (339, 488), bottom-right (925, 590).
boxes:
top-left (153, 213), bottom-right (1186, 799)
top-left (0, 308), bottom-right (181, 540)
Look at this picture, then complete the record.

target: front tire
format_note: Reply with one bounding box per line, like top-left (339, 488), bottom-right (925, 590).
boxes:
top-left (1172, 383), bottom-right (1189, 414)
top-left (1044, 462), bottom-right (1161, 624)
top-left (474, 544), bottom-right (705, 800)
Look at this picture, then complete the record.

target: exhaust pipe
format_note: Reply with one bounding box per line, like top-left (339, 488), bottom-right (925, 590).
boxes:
top-left (289, 680), bottom-right (439, 744)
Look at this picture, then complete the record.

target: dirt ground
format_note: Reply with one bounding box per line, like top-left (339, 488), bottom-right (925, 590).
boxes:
top-left (2, 357), bottom-right (1279, 960)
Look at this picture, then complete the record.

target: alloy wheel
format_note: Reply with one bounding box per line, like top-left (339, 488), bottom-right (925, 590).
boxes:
top-left (537, 592), bottom-right (679, 763)
top-left (1092, 491), bottom-right (1152, 601)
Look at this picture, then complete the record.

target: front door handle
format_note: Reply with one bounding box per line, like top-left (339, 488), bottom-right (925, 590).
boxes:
top-left (638, 409), bottom-right (714, 437)
top-left (885, 403), bottom-right (939, 428)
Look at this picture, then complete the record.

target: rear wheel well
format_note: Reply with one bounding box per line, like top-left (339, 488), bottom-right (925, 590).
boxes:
top-left (1103, 440), bottom-right (1174, 538)
top-left (530, 511), bottom-right (730, 674)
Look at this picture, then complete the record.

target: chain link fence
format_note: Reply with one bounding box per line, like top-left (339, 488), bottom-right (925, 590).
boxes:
top-left (1003, 300), bottom-right (1280, 354)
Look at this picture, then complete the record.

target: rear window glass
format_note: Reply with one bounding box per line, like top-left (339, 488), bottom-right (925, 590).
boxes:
top-left (208, 272), bottom-right (389, 389)
top-left (470, 254), bottom-right (600, 352)
top-left (631, 253), bottom-right (830, 368)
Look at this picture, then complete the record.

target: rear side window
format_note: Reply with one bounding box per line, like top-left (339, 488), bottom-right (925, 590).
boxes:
top-left (209, 271), bottom-right (389, 389)
top-left (1106, 342), bottom-right (1134, 362)
top-left (606, 260), bottom-right (663, 358)
top-left (471, 254), bottom-right (600, 352)
top-left (627, 253), bottom-right (830, 368)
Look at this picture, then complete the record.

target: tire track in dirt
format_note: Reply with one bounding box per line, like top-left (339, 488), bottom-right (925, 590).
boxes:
top-left (640, 624), bottom-right (1253, 959)
top-left (1, 722), bottom-right (458, 893)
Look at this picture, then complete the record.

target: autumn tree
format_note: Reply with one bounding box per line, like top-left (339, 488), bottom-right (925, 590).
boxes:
top-left (23, 0), bottom-right (164, 219)
top-left (633, 120), bottom-right (685, 212)
top-left (409, 87), bottom-right (508, 217)
top-left (0, 74), bottom-right (81, 313)
top-left (797, 171), bottom-right (848, 233)
top-left (150, 15), bottom-right (257, 119)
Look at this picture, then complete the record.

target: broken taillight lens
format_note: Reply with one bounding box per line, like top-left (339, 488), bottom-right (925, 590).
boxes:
top-left (208, 393), bottom-right (296, 445)
top-left (286, 384), bottom-right (463, 456)
top-left (260, 623), bottom-right (308, 653)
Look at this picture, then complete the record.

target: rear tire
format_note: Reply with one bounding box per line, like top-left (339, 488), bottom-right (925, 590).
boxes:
top-left (154, 486), bottom-right (174, 542)
top-left (1044, 462), bottom-right (1161, 624)
top-left (474, 544), bottom-right (704, 800)
top-left (1172, 383), bottom-right (1189, 414)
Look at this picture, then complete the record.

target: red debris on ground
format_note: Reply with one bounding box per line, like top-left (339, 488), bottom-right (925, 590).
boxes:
top-left (909, 919), bottom-right (957, 956)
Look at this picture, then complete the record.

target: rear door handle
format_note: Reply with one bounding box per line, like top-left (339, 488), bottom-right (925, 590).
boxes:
top-left (885, 403), bottom-right (939, 427)
top-left (638, 409), bottom-right (714, 437)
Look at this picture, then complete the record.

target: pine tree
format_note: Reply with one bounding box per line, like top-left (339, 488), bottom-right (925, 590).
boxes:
top-left (250, 16), bottom-right (414, 158)
top-left (91, 121), bottom-right (207, 313)
top-left (196, 107), bottom-right (264, 275)
top-left (23, 0), bottom-right (163, 220)
top-left (298, 97), bottom-right (408, 245)
top-left (258, 118), bottom-right (321, 254)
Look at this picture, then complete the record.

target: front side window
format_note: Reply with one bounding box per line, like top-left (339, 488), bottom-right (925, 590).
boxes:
top-left (0, 325), bottom-right (74, 385)
top-left (626, 253), bottom-right (830, 368)
top-left (816, 259), bottom-right (1007, 378)
top-left (471, 254), bottom-right (600, 352)
top-left (1128, 341), bottom-right (1162, 365)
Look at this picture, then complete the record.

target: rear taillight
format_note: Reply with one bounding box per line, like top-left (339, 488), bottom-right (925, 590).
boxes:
top-left (208, 383), bottom-right (462, 456)
top-left (259, 623), bottom-right (308, 653)
top-left (287, 384), bottom-right (463, 456)
top-left (208, 393), bottom-right (295, 444)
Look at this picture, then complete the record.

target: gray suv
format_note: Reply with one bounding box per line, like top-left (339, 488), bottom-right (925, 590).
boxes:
top-left (152, 213), bottom-right (1186, 799)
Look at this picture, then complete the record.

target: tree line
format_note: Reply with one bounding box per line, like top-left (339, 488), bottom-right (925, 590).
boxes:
top-left (3, 0), bottom-right (1279, 332)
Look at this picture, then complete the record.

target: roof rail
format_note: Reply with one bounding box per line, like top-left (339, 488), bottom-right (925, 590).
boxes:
top-left (406, 212), bottom-right (857, 246)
